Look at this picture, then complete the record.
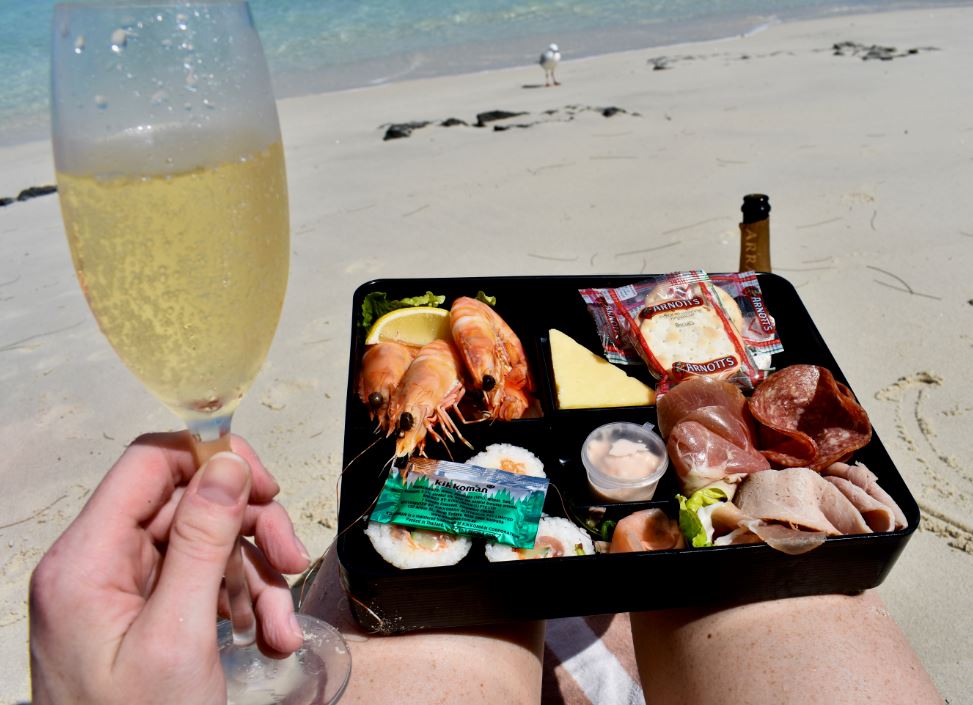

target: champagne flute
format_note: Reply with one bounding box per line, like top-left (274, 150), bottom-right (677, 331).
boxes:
top-left (51, 3), bottom-right (350, 703)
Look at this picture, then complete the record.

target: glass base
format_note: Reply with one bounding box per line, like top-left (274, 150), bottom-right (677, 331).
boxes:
top-left (218, 614), bottom-right (351, 705)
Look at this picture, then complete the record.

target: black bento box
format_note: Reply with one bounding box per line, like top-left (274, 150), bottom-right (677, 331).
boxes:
top-left (333, 274), bottom-right (919, 633)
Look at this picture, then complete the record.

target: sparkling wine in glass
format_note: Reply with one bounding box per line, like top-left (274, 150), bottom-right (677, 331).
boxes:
top-left (51, 3), bottom-right (350, 703)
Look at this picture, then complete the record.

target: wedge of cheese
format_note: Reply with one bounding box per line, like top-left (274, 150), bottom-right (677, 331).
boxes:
top-left (549, 328), bottom-right (656, 409)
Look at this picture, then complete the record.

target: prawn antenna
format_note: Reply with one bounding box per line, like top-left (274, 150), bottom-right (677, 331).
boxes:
top-left (332, 436), bottom-right (389, 520)
top-left (548, 483), bottom-right (609, 542)
top-left (298, 469), bottom-right (392, 611)
top-left (347, 592), bottom-right (394, 635)
top-left (343, 461), bottom-right (395, 536)
top-left (294, 535), bottom-right (391, 636)
top-left (296, 553), bottom-right (325, 608)
top-left (341, 434), bottom-right (384, 479)
top-left (549, 483), bottom-right (572, 522)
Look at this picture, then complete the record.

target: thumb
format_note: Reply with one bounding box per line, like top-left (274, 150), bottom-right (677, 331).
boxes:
top-left (143, 452), bottom-right (252, 640)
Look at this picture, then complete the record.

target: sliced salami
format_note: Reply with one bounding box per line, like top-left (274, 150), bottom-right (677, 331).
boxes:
top-left (748, 365), bottom-right (872, 471)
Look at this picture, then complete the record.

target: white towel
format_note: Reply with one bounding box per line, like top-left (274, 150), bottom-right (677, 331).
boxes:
top-left (543, 614), bottom-right (645, 705)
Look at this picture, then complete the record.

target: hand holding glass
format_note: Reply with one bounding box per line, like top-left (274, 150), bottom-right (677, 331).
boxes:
top-left (51, 4), bottom-right (349, 703)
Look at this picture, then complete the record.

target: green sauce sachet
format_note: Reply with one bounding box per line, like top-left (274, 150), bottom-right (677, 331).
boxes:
top-left (370, 458), bottom-right (549, 548)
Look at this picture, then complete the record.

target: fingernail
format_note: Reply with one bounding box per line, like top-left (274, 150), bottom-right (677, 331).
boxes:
top-left (293, 535), bottom-right (311, 563)
top-left (197, 452), bottom-right (250, 506)
top-left (288, 612), bottom-right (304, 642)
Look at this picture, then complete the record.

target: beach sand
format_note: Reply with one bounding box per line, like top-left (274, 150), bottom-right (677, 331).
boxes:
top-left (2, 6), bottom-right (972, 702)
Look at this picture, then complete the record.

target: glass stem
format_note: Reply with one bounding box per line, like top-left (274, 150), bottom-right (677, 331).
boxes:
top-left (189, 417), bottom-right (257, 648)
top-left (224, 536), bottom-right (257, 647)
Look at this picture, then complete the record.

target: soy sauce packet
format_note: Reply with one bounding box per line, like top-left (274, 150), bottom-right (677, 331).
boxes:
top-left (370, 458), bottom-right (549, 548)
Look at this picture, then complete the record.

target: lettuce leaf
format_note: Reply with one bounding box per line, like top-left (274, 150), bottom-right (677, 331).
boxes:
top-left (583, 517), bottom-right (617, 541)
top-left (360, 291), bottom-right (445, 329)
top-left (475, 291), bottom-right (496, 306)
top-left (677, 486), bottom-right (728, 548)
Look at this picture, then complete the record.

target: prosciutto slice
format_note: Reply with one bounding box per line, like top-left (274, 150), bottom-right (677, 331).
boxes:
top-left (749, 365), bottom-right (872, 470)
top-left (657, 375), bottom-right (750, 438)
top-left (659, 376), bottom-right (769, 492)
top-left (667, 411), bottom-right (770, 492)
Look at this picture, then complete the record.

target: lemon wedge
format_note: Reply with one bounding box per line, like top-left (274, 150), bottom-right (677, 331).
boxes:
top-left (365, 306), bottom-right (452, 346)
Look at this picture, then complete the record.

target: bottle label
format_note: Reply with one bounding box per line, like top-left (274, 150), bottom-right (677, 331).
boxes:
top-left (738, 221), bottom-right (771, 272)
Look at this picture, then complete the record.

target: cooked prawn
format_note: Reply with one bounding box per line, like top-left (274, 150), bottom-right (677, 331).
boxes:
top-left (387, 339), bottom-right (471, 457)
top-left (358, 341), bottom-right (416, 428)
top-left (449, 296), bottom-right (535, 420)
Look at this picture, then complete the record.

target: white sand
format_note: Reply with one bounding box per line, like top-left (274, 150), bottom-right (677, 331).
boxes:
top-left (2, 6), bottom-right (972, 701)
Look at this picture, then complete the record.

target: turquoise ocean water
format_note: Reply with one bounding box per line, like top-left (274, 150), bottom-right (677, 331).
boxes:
top-left (0, 0), bottom-right (967, 145)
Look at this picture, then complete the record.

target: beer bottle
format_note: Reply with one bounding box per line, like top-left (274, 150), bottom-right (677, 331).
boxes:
top-left (738, 194), bottom-right (772, 272)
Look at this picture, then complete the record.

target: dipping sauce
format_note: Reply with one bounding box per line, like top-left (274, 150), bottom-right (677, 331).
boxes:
top-left (582, 422), bottom-right (668, 502)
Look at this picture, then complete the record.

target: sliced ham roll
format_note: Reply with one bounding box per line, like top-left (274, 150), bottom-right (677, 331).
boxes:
top-left (823, 477), bottom-right (897, 532)
top-left (742, 522), bottom-right (828, 555)
top-left (749, 365), bottom-right (872, 471)
top-left (734, 467), bottom-right (872, 536)
top-left (700, 462), bottom-right (905, 554)
top-left (710, 500), bottom-right (748, 535)
top-left (710, 499), bottom-right (828, 553)
top-left (821, 461), bottom-right (907, 530)
top-left (713, 526), bottom-right (765, 547)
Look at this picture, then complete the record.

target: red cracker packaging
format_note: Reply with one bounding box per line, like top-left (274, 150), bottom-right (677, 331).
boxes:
top-left (581, 271), bottom-right (777, 389)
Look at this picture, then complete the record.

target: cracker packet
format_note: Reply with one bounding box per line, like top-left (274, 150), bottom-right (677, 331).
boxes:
top-left (580, 270), bottom-right (763, 388)
top-left (581, 271), bottom-right (783, 373)
top-left (709, 271), bottom-right (783, 370)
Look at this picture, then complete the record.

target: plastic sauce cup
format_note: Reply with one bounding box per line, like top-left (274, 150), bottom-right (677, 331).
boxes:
top-left (582, 422), bottom-right (669, 502)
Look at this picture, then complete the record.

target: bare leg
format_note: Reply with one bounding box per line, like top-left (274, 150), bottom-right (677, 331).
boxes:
top-left (631, 591), bottom-right (942, 705)
top-left (300, 551), bottom-right (544, 705)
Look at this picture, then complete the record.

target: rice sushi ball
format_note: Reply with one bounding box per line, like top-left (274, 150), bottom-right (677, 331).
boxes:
top-left (365, 522), bottom-right (472, 569)
top-left (467, 443), bottom-right (546, 478)
top-left (485, 516), bottom-right (595, 562)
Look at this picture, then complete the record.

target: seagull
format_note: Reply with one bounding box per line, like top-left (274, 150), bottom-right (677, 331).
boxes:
top-left (540, 43), bottom-right (561, 87)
